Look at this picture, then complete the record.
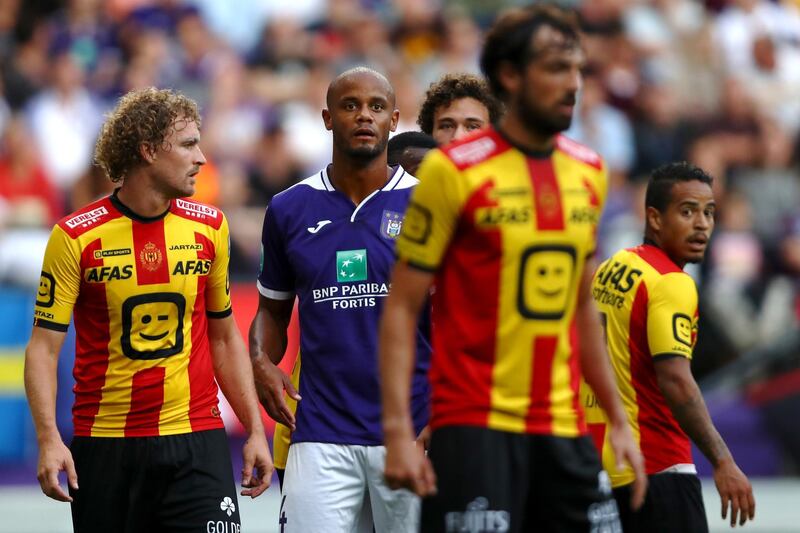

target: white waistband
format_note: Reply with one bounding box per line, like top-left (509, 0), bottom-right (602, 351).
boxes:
top-left (657, 463), bottom-right (697, 475)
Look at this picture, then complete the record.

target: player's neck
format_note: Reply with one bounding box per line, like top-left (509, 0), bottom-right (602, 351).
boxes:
top-left (643, 235), bottom-right (686, 268)
top-left (116, 175), bottom-right (172, 218)
top-left (498, 112), bottom-right (556, 154)
top-left (328, 152), bottom-right (391, 205)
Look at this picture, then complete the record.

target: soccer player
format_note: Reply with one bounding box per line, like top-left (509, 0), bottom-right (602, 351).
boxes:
top-left (388, 131), bottom-right (438, 174)
top-left (417, 73), bottom-right (503, 145)
top-left (379, 5), bottom-right (646, 532)
top-left (24, 88), bottom-right (272, 532)
top-left (583, 161), bottom-right (755, 531)
top-left (249, 67), bottom-right (430, 532)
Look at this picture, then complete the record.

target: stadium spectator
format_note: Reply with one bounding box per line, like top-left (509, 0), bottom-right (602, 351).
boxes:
top-left (250, 67), bottom-right (430, 533)
top-left (416, 72), bottom-right (502, 145)
top-left (379, 6), bottom-right (644, 532)
top-left (584, 162), bottom-right (755, 531)
top-left (23, 88), bottom-right (272, 532)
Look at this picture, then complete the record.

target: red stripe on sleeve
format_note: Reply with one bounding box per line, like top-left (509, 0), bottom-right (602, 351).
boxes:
top-left (527, 159), bottom-right (565, 231)
top-left (72, 238), bottom-right (112, 436)
top-left (187, 232), bottom-right (222, 431)
top-left (526, 335), bottom-right (557, 432)
top-left (125, 366), bottom-right (166, 436)
top-left (132, 219), bottom-right (170, 285)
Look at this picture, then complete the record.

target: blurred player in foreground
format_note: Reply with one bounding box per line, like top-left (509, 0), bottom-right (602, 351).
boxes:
top-left (24, 88), bottom-right (271, 533)
top-left (379, 5), bottom-right (645, 532)
top-left (417, 73), bottom-right (503, 145)
top-left (250, 67), bottom-right (430, 532)
top-left (583, 161), bottom-right (755, 531)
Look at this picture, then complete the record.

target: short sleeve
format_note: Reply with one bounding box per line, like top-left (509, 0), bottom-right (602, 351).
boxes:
top-left (33, 225), bottom-right (81, 331)
top-left (257, 202), bottom-right (295, 300)
top-left (647, 273), bottom-right (698, 359)
top-left (396, 150), bottom-right (465, 271)
top-left (206, 213), bottom-right (233, 318)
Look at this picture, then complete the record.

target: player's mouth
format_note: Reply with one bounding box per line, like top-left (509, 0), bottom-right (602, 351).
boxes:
top-left (353, 128), bottom-right (376, 140)
top-left (687, 234), bottom-right (708, 251)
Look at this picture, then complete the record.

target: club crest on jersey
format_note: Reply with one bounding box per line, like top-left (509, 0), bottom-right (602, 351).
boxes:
top-left (140, 242), bottom-right (163, 272)
top-left (380, 210), bottom-right (404, 239)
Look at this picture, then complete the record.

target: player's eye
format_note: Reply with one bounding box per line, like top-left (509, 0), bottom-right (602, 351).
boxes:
top-left (371, 104), bottom-right (384, 111)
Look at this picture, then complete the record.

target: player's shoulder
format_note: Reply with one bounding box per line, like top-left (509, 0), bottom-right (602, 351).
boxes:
top-left (384, 165), bottom-right (418, 191)
top-left (623, 245), bottom-right (695, 290)
top-left (438, 127), bottom-right (513, 171)
top-left (555, 134), bottom-right (604, 171)
top-left (57, 196), bottom-right (119, 239)
top-left (169, 197), bottom-right (224, 230)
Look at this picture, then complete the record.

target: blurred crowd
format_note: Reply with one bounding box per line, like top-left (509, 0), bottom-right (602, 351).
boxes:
top-left (1, 0), bottom-right (800, 370)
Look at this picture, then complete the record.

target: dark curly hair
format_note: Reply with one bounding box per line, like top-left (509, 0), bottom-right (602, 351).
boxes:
top-left (94, 88), bottom-right (201, 183)
top-left (646, 161), bottom-right (714, 213)
top-left (480, 4), bottom-right (580, 100)
top-left (416, 74), bottom-right (503, 135)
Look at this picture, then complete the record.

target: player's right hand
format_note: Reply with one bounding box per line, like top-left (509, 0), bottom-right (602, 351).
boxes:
top-left (384, 438), bottom-right (437, 497)
top-left (253, 362), bottom-right (300, 430)
top-left (37, 437), bottom-right (78, 502)
top-left (608, 420), bottom-right (647, 511)
top-left (714, 458), bottom-right (755, 527)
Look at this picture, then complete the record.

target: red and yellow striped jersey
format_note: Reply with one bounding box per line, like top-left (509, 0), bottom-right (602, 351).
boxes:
top-left (582, 244), bottom-right (697, 487)
top-left (33, 192), bottom-right (232, 437)
top-left (397, 127), bottom-right (608, 437)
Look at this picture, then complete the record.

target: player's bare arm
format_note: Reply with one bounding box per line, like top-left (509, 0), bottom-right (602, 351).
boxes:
top-left (576, 258), bottom-right (647, 510)
top-left (379, 260), bottom-right (436, 497)
top-left (208, 314), bottom-right (273, 498)
top-left (248, 295), bottom-right (299, 429)
top-left (24, 326), bottom-right (77, 502)
top-left (656, 356), bottom-right (755, 527)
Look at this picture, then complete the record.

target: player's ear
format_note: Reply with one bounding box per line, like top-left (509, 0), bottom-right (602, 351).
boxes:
top-left (390, 108), bottom-right (399, 132)
top-left (322, 109), bottom-right (333, 131)
top-left (645, 206), bottom-right (662, 233)
top-left (139, 142), bottom-right (157, 163)
top-left (496, 61), bottom-right (521, 98)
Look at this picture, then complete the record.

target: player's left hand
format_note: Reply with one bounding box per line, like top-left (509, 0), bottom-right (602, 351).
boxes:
top-left (241, 433), bottom-right (273, 498)
top-left (608, 420), bottom-right (647, 510)
top-left (384, 436), bottom-right (437, 497)
top-left (714, 458), bottom-right (755, 527)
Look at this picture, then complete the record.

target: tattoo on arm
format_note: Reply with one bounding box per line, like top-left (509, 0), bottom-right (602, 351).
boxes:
top-left (667, 384), bottom-right (731, 467)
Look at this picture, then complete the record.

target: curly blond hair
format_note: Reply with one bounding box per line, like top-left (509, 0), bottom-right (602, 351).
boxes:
top-left (94, 88), bottom-right (201, 183)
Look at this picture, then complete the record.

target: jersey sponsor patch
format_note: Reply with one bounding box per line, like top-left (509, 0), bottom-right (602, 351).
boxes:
top-left (556, 135), bottom-right (603, 170)
top-left (447, 137), bottom-right (497, 167)
top-left (176, 199), bottom-right (218, 218)
top-left (65, 206), bottom-right (109, 229)
top-left (36, 271), bottom-right (56, 307)
top-left (672, 313), bottom-right (693, 347)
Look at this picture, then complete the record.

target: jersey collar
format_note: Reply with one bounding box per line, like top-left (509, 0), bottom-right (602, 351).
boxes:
top-left (109, 188), bottom-right (171, 223)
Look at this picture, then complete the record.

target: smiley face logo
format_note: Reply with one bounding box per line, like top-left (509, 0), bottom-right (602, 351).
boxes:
top-left (36, 271), bottom-right (56, 308)
top-left (121, 293), bottom-right (185, 360)
top-left (517, 245), bottom-right (576, 320)
top-left (672, 313), bottom-right (693, 347)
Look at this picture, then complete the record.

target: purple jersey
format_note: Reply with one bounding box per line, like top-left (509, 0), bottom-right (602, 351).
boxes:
top-left (258, 166), bottom-right (430, 445)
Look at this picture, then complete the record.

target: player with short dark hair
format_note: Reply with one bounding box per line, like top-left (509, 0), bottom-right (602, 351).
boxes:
top-left (379, 5), bottom-right (645, 532)
top-left (388, 131), bottom-right (438, 174)
top-left (25, 87), bottom-right (272, 533)
top-left (417, 73), bottom-right (502, 145)
top-left (583, 161), bottom-right (756, 531)
top-left (250, 67), bottom-right (430, 532)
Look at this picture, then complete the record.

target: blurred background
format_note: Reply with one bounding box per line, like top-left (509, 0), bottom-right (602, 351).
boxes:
top-left (0, 0), bottom-right (799, 531)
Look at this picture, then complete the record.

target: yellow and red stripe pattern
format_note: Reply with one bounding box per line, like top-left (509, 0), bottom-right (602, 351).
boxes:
top-left (583, 245), bottom-right (697, 487)
top-left (33, 194), bottom-right (231, 437)
top-left (398, 127), bottom-right (608, 437)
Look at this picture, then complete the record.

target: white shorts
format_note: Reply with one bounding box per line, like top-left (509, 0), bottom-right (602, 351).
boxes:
top-left (280, 442), bottom-right (420, 533)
